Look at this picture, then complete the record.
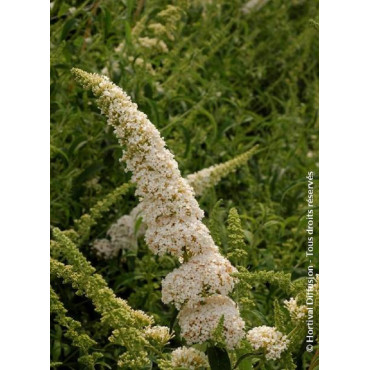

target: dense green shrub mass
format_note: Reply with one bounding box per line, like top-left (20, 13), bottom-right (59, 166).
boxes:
top-left (51, 0), bottom-right (318, 369)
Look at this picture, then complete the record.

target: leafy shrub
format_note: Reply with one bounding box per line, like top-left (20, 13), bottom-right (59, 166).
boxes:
top-left (50, 0), bottom-right (319, 368)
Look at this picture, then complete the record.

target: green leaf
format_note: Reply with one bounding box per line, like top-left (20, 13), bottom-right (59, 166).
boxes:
top-left (234, 353), bottom-right (254, 370)
top-left (238, 358), bottom-right (252, 370)
top-left (209, 199), bottom-right (224, 246)
top-left (60, 18), bottom-right (78, 41)
top-left (274, 299), bottom-right (286, 332)
top-left (75, 163), bottom-right (104, 185)
top-left (134, 216), bottom-right (143, 236)
top-left (125, 21), bottom-right (132, 45)
top-left (207, 346), bottom-right (232, 370)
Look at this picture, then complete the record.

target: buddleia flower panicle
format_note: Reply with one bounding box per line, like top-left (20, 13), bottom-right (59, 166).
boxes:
top-left (72, 68), bottom-right (245, 348)
top-left (92, 202), bottom-right (145, 258)
top-left (186, 145), bottom-right (258, 195)
top-left (92, 238), bottom-right (118, 259)
top-left (72, 68), bottom-right (217, 259)
top-left (93, 148), bottom-right (258, 260)
top-left (246, 325), bottom-right (289, 360)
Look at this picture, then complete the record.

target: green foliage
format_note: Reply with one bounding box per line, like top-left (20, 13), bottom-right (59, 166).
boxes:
top-left (50, 287), bottom-right (103, 368)
top-left (207, 346), bottom-right (232, 370)
top-left (280, 351), bottom-right (297, 370)
top-left (237, 270), bottom-right (293, 294)
top-left (211, 316), bottom-right (226, 348)
top-left (287, 322), bottom-right (306, 353)
top-left (50, 256), bottom-right (155, 368)
top-left (273, 300), bottom-right (287, 333)
top-left (50, 228), bottom-right (167, 368)
top-left (208, 199), bottom-right (224, 246)
top-left (74, 182), bottom-right (132, 245)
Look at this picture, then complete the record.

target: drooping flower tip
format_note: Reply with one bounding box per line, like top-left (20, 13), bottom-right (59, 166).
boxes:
top-left (71, 67), bottom-right (95, 86)
top-left (72, 68), bottom-right (216, 260)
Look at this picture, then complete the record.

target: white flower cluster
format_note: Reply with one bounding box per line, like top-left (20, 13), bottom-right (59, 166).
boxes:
top-left (92, 238), bottom-right (118, 259)
top-left (246, 326), bottom-right (289, 360)
top-left (72, 69), bottom-right (245, 349)
top-left (283, 298), bottom-right (307, 322)
top-left (138, 37), bottom-right (169, 53)
top-left (148, 23), bottom-right (175, 41)
top-left (162, 252), bottom-right (237, 309)
top-left (92, 203), bottom-right (144, 258)
top-left (178, 296), bottom-right (246, 349)
top-left (241, 0), bottom-right (270, 15)
top-left (170, 347), bottom-right (209, 369)
top-left (93, 147), bottom-right (257, 260)
top-left (111, 4), bottom-right (184, 77)
top-left (127, 56), bottom-right (155, 75)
